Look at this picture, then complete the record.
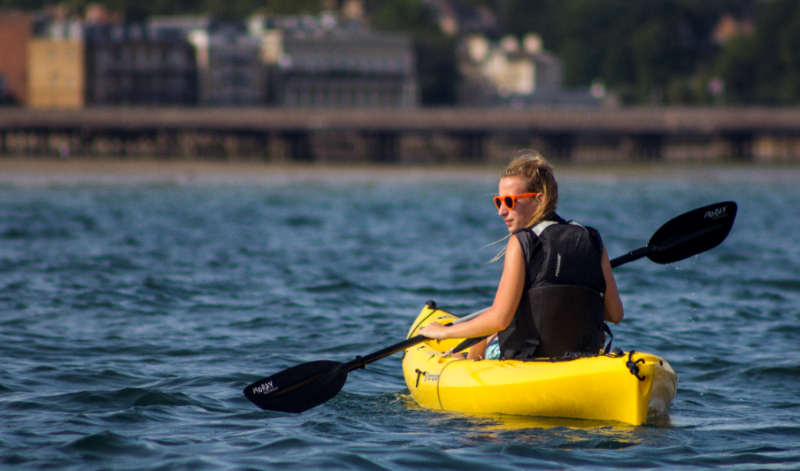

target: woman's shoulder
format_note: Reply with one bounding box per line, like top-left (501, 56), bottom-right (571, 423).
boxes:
top-left (512, 228), bottom-right (542, 262)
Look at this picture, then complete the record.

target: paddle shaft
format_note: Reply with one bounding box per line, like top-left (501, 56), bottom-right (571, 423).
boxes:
top-left (610, 247), bottom-right (651, 269)
top-left (342, 335), bottom-right (427, 373)
top-left (340, 308), bottom-right (489, 373)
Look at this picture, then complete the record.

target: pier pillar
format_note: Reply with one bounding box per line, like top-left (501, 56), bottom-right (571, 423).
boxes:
top-left (267, 132), bottom-right (285, 162)
top-left (535, 133), bottom-right (573, 161)
top-left (719, 132), bottom-right (754, 161)
top-left (155, 130), bottom-right (180, 158)
top-left (622, 134), bottom-right (663, 160)
top-left (279, 131), bottom-right (314, 162)
top-left (453, 132), bottom-right (485, 162)
top-left (34, 130), bottom-right (47, 156)
top-left (257, 132), bottom-right (270, 161)
top-left (223, 133), bottom-right (239, 160)
top-left (363, 131), bottom-right (399, 163)
top-left (197, 131), bottom-right (226, 160)
top-left (233, 131), bottom-right (266, 161)
top-left (78, 128), bottom-right (94, 157)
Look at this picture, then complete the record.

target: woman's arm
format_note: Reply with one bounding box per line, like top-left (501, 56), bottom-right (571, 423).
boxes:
top-left (419, 236), bottom-right (526, 340)
top-left (601, 245), bottom-right (624, 324)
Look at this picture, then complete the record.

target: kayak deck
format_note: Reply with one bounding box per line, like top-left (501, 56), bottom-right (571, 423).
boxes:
top-left (402, 305), bottom-right (678, 425)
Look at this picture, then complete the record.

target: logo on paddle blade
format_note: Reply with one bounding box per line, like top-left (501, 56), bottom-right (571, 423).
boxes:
top-left (253, 380), bottom-right (278, 396)
top-left (704, 206), bottom-right (728, 220)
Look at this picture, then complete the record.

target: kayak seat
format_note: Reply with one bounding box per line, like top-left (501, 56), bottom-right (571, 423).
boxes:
top-left (500, 285), bottom-right (605, 360)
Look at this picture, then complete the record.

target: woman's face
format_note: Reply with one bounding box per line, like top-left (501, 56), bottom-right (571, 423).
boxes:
top-left (497, 176), bottom-right (541, 233)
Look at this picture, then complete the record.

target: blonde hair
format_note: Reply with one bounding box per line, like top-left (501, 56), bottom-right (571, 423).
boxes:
top-left (499, 150), bottom-right (558, 228)
top-left (487, 151), bottom-right (558, 263)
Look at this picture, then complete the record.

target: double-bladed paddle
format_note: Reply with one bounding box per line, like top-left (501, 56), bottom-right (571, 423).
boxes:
top-left (609, 201), bottom-right (737, 268)
top-left (244, 201), bottom-right (737, 413)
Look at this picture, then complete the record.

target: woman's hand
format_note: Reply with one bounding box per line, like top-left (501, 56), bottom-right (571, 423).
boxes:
top-left (418, 321), bottom-right (450, 340)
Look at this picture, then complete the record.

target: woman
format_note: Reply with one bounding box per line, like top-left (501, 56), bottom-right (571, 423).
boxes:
top-left (419, 152), bottom-right (623, 360)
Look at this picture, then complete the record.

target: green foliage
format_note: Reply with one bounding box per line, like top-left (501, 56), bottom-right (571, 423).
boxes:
top-left (265, 0), bottom-right (322, 15)
top-left (503, 0), bottom-right (560, 54)
top-left (415, 34), bottom-right (458, 105)
top-left (0, 0), bottom-right (322, 18)
top-left (499, 0), bottom-right (757, 104)
top-left (542, 0), bottom-right (733, 104)
top-left (0, 0), bottom-right (43, 9)
top-left (369, 0), bottom-right (436, 33)
top-left (715, 0), bottom-right (800, 105)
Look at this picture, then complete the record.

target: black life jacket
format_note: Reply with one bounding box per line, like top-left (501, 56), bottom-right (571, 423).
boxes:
top-left (498, 214), bottom-right (607, 360)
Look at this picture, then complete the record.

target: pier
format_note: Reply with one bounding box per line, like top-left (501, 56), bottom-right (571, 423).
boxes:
top-left (1, 107), bottom-right (800, 163)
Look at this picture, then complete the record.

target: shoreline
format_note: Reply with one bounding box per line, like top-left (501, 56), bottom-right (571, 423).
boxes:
top-left (2, 158), bottom-right (800, 185)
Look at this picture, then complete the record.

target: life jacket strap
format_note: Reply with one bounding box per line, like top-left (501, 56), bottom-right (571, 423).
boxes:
top-left (602, 323), bottom-right (614, 354)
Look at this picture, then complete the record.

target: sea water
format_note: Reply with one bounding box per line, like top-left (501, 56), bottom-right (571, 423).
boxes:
top-left (1, 166), bottom-right (799, 470)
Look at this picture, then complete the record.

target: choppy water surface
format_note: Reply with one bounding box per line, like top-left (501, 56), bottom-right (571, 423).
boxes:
top-left (1, 167), bottom-right (799, 470)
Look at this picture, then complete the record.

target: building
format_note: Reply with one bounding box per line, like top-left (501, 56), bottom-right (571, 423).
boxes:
top-left (149, 17), bottom-right (266, 107)
top-left (27, 19), bottom-right (85, 108)
top-left (0, 11), bottom-right (33, 105)
top-left (249, 13), bottom-right (417, 108)
top-left (459, 34), bottom-right (562, 106)
top-left (84, 24), bottom-right (198, 106)
top-left (280, 29), bottom-right (415, 108)
top-left (189, 29), bottom-right (265, 106)
top-left (458, 33), bottom-right (601, 107)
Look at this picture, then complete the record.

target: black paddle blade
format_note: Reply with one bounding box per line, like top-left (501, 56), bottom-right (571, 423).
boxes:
top-left (243, 360), bottom-right (348, 413)
top-left (647, 201), bottom-right (737, 265)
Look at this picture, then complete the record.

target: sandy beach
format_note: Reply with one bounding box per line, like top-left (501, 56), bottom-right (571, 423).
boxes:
top-left (1, 157), bottom-right (799, 186)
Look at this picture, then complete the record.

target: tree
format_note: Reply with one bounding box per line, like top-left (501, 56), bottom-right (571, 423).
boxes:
top-left (716, 0), bottom-right (800, 105)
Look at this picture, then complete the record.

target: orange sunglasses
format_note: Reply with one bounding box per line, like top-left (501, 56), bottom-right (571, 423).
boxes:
top-left (493, 193), bottom-right (541, 210)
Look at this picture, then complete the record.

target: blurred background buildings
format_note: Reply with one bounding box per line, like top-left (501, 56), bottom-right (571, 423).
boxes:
top-left (0, 2), bottom-right (424, 109)
top-left (1, 0), bottom-right (800, 163)
top-left (0, 0), bottom-right (605, 110)
top-left (4, 0), bottom-right (792, 109)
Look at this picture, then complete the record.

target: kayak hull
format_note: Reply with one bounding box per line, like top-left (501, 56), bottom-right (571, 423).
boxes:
top-left (402, 305), bottom-right (678, 425)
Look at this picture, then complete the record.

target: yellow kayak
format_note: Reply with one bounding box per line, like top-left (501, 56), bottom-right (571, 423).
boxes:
top-left (402, 304), bottom-right (678, 425)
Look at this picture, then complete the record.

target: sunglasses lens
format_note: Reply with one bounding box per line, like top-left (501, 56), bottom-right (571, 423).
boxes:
top-left (504, 196), bottom-right (515, 209)
top-left (493, 196), bottom-right (502, 209)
